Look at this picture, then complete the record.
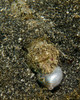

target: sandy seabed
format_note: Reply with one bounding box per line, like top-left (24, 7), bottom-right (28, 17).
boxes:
top-left (0, 0), bottom-right (80, 100)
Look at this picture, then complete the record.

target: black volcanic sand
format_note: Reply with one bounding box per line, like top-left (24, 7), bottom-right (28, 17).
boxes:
top-left (0, 0), bottom-right (80, 100)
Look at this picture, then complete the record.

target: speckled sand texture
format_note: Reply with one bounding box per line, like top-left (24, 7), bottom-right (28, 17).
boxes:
top-left (0, 0), bottom-right (80, 100)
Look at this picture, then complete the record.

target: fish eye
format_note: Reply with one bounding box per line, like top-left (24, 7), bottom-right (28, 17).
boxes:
top-left (40, 77), bottom-right (45, 82)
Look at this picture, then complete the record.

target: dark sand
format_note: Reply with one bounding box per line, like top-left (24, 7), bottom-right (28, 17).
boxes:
top-left (0, 0), bottom-right (80, 100)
